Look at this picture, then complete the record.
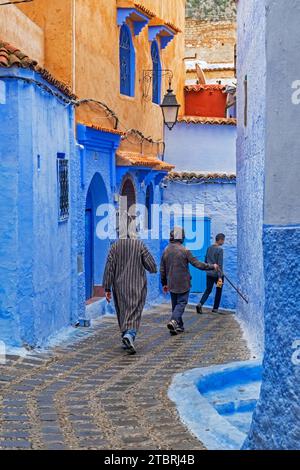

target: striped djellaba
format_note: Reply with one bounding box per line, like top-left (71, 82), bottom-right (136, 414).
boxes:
top-left (103, 239), bottom-right (157, 334)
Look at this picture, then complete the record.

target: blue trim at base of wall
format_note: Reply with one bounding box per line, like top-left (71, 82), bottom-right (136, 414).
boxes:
top-left (244, 224), bottom-right (300, 450)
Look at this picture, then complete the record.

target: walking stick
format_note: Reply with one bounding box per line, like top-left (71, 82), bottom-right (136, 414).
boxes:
top-left (222, 272), bottom-right (249, 304)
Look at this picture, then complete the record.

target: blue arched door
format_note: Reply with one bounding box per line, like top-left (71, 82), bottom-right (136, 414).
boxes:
top-left (85, 173), bottom-right (109, 300)
top-left (85, 188), bottom-right (94, 300)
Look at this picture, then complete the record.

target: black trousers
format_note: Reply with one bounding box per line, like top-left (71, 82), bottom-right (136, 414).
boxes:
top-left (200, 276), bottom-right (224, 310)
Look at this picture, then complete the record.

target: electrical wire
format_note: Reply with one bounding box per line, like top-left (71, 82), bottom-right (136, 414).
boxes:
top-left (0, 74), bottom-right (166, 155)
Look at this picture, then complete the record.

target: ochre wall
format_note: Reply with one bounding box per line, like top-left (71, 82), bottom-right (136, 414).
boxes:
top-left (17, 0), bottom-right (73, 86)
top-left (17, 0), bottom-right (186, 143)
top-left (75, 0), bottom-right (186, 142)
top-left (0, 4), bottom-right (44, 64)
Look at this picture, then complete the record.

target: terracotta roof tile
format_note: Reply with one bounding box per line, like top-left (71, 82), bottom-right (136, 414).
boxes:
top-left (184, 84), bottom-right (226, 92)
top-left (116, 151), bottom-right (174, 172)
top-left (167, 172), bottom-right (236, 182)
top-left (178, 116), bottom-right (237, 126)
top-left (117, 1), bottom-right (155, 18)
top-left (77, 121), bottom-right (124, 136)
top-left (0, 39), bottom-right (76, 99)
top-left (133, 2), bottom-right (156, 18)
top-left (164, 21), bottom-right (182, 33)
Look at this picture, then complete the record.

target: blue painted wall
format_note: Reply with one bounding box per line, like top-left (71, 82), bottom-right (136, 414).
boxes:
top-left (76, 124), bottom-right (119, 318)
top-left (238, 0), bottom-right (300, 450)
top-left (76, 125), bottom-right (166, 314)
top-left (164, 122), bottom-right (237, 173)
top-left (163, 179), bottom-right (237, 310)
top-left (236, 0), bottom-right (266, 355)
top-left (116, 171), bottom-right (165, 308)
top-left (0, 68), bottom-right (76, 347)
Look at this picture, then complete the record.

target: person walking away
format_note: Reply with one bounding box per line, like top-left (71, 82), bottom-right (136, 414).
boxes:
top-left (103, 236), bottom-right (157, 354)
top-left (160, 227), bottom-right (218, 335)
top-left (196, 233), bottom-right (225, 315)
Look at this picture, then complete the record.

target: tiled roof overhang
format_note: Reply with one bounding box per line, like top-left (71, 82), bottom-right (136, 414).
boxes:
top-left (117, 0), bottom-right (154, 35)
top-left (116, 150), bottom-right (174, 172)
top-left (0, 40), bottom-right (76, 99)
top-left (77, 121), bottom-right (125, 136)
top-left (184, 84), bottom-right (226, 92)
top-left (178, 116), bottom-right (237, 126)
top-left (148, 18), bottom-right (177, 49)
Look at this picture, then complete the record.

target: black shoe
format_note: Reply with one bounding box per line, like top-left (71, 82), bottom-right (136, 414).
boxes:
top-left (122, 334), bottom-right (136, 354)
top-left (176, 327), bottom-right (185, 333)
top-left (167, 320), bottom-right (179, 335)
top-left (196, 304), bottom-right (203, 314)
top-left (212, 309), bottom-right (219, 314)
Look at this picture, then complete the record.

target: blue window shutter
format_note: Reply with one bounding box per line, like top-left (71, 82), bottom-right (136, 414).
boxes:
top-left (120, 24), bottom-right (135, 96)
top-left (151, 41), bottom-right (161, 104)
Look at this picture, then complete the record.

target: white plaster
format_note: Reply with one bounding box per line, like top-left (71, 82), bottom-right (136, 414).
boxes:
top-left (264, 0), bottom-right (300, 225)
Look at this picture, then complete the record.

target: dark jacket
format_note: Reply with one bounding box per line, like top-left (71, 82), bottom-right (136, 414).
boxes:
top-left (205, 244), bottom-right (224, 278)
top-left (160, 242), bottom-right (215, 294)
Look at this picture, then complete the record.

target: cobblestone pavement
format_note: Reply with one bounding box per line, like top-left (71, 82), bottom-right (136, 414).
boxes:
top-left (0, 305), bottom-right (249, 450)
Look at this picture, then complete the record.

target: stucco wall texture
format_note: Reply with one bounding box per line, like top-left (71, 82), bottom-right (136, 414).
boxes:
top-left (165, 122), bottom-right (237, 173)
top-left (0, 69), bottom-right (76, 347)
top-left (0, 5), bottom-right (44, 65)
top-left (236, 0), bottom-right (266, 356)
top-left (244, 226), bottom-right (300, 449)
top-left (241, 0), bottom-right (300, 450)
top-left (16, 0), bottom-right (186, 142)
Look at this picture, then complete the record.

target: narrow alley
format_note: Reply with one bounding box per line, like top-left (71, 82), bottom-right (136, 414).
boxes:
top-left (0, 307), bottom-right (248, 450)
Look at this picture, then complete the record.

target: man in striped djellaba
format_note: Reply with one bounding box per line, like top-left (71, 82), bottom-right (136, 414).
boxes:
top-left (103, 229), bottom-right (157, 355)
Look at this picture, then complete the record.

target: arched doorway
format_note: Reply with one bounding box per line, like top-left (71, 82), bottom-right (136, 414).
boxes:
top-left (85, 173), bottom-right (109, 300)
top-left (119, 177), bottom-right (136, 238)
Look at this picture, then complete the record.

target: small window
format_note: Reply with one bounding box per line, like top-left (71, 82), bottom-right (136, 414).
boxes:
top-left (120, 24), bottom-right (135, 97)
top-left (57, 154), bottom-right (69, 221)
top-left (151, 41), bottom-right (162, 104)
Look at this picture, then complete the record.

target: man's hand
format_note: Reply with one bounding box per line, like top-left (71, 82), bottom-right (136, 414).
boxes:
top-left (213, 264), bottom-right (220, 271)
top-left (217, 278), bottom-right (223, 288)
top-left (163, 286), bottom-right (169, 294)
top-left (105, 291), bottom-right (112, 303)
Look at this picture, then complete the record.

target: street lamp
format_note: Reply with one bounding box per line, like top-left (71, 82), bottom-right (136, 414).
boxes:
top-left (143, 70), bottom-right (180, 130)
top-left (160, 82), bottom-right (181, 131)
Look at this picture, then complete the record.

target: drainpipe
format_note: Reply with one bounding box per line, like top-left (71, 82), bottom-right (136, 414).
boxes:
top-left (72, 0), bottom-right (76, 94)
top-left (76, 143), bottom-right (85, 188)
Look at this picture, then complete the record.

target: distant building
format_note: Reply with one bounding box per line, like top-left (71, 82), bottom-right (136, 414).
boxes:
top-left (185, 0), bottom-right (236, 86)
top-left (164, 113), bottom-right (237, 309)
top-left (0, 0), bottom-right (185, 347)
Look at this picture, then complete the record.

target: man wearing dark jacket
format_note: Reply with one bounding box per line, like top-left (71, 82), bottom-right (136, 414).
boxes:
top-left (160, 227), bottom-right (218, 335)
top-left (196, 233), bottom-right (225, 314)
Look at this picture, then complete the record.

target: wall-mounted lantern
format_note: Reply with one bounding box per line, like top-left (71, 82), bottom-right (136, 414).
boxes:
top-left (160, 83), bottom-right (181, 131)
top-left (143, 69), bottom-right (180, 130)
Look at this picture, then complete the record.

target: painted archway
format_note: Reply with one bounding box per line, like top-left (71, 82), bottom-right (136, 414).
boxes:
top-left (85, 173), bottom-right (109, 300)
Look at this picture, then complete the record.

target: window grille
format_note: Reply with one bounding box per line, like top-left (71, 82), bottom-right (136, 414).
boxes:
top-left (57, 155), bottom-right (69, 221)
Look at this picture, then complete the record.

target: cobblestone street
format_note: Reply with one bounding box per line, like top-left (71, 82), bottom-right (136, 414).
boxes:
top-left (0, 306), bottom-right (249, 450)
